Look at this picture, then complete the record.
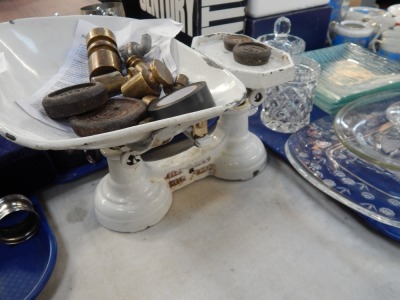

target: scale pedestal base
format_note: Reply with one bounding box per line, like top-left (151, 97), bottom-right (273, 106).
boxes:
top-left (95, 148), bottom-right (173, 232)
top-left (214, 101), bottom-right (267, 180)
top-left (94, 102), bottom-right (267, 232)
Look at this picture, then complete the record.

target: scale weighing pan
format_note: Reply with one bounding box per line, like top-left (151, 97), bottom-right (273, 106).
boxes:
top-left (0, 15), bottom-right (246, 150)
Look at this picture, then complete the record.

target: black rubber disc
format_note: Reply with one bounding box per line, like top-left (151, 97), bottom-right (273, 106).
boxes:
top-left (69, 97), bottom-right (148, 136)
top-left (223, 34), bottom-right (253, 51)
top-left (42, 82), bottom-right (108, 119)
top-left (148, 81), bottom-right (215, 120)
top-left (233, 42), bottom-right (272, 66)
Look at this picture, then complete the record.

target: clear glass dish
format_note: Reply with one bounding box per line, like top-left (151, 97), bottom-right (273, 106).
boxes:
top-left (285, 116), bottom-right (400, 233)
top-left (334, 89), bottom-right (400, 171)
top-left (303, 43), bottom-right (400, 115)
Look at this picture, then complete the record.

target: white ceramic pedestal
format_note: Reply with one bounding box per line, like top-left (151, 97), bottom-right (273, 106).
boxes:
top-left (214, 101), bottom-right (267, 180)
top-left (94, 101), bottom-right (267, 232)
top-left (94, 148), bottom-right (173, 233)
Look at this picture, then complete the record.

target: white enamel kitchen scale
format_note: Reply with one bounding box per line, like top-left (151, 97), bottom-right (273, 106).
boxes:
top-left (0, 16), bottom-right (294, 232)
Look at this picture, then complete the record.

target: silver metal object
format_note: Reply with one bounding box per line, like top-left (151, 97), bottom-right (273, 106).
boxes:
top-left (119, 34), bottom-right (152, 61)
top-left (80, 2), bottom-right (126, 17)
top-left (0, 194), bottom-right (40, 244)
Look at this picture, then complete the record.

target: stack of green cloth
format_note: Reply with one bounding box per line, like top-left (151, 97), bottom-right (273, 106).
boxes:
top-left (303, 43), bottom-right (400, 115)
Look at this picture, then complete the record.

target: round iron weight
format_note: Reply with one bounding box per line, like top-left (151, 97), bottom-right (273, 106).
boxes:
top-left (233, 42), bottom-right (272, 66)
top-left (223, 34), bottom-right (253, 52)
top-left (69, 97), bottom-right (148, 136)
top-left (42, 82), bottom-right (108, 119)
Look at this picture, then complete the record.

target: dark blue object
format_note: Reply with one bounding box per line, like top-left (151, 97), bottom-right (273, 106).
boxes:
top-left (54, 156), bottom-right (107, 184)
top-left (0, 194), bottom-right (57, 300)
top-left (0, 136), bottom-right (57, 197)
top-left (245, 5), bottom-right (332, 51)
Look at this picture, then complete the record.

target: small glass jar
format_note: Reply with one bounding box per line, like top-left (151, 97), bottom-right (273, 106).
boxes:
top-left (257, 17), bottom-right (306, 63)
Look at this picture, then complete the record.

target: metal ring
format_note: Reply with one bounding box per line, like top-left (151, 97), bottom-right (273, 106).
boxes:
top-left (0, 194), bottom-right (40, 245)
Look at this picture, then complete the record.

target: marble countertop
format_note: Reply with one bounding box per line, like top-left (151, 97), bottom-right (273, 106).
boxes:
top-left (36, 152), bottom-right (400, 300)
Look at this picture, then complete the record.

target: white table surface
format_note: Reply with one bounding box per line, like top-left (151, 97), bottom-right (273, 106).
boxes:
top-left (36, 151), bottom-right (400, 300)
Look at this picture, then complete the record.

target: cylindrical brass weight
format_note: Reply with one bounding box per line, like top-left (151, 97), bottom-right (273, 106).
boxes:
top-left (86, 27), bottom-right (117, 48)
top-left (164, 74), bottom-right (190, 94)
top-left (86, 27), bottom-right (121, 79)
top-left (126, 67), bottom-right (139, 79)
top-left (175, 74), bottom-right (190, 87)
top-left (142, 95), bottom-right (158, 106)
top-left (149, 59), bottom-right (174, 88)
top-left (87, 39), bottom-right (119, 57)
top-left (91, 71), bottom-right (126, 96)
top-left (121, 69), bottom-right (161, 99)
top-left (88, 49), bottom-right (121, 78)
top-left (126, 55), bottom-right (145, 68)
top-left (125, 56), bottom-right (174, 89)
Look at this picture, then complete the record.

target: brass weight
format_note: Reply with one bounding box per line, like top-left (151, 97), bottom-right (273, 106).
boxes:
top-left (126, 55), bottom-right (147, 71)
top-left (126, 67), bottom-right (139, 79)
top-left (126, 56), bottom-right (174, 88)
top-left (122, 57), bottom-right (175, 99)
top-left (91, 71), bottom-right (127, 96)
top-left (142, 95), bottom-right (159, 106)
top-left (149, 59), bottom-right (174, 88)
top-left (164, 73), bottom-right (190, 94)
top-left (175, 74), bottom-right (189, 87)
top-left (86, 27), bottom-right (117, 47)
top-left (86, 27), bottom-right (121, 78)
top-left (88, 49), bottom-right (121, 78)
top-left (121, 68), bottom-right (161, 99)
top-left (87, 39), bottom-right (119, 57)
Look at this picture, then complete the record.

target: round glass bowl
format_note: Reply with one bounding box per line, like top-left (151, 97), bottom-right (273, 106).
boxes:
top-left (334, 89), bottom-right (400, 171)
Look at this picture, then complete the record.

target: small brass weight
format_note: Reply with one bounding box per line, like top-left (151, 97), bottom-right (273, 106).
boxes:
top-left (121, 55), bottom-right (174, 99)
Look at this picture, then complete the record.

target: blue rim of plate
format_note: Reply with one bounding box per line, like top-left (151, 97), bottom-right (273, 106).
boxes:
top-left (284, 116), bottom-right (400, 239)
top-left (0, 194), bottom-right (57, 300)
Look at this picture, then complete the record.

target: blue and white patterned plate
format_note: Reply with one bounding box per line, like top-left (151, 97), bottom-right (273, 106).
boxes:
top-left (285, 116), bottom-right (400, 240)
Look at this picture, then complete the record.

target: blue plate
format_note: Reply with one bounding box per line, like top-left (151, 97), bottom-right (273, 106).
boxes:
top-left (0, 194), bottom-right (57, 300)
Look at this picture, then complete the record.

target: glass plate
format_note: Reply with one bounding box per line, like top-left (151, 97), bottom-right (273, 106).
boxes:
top-left (334, 89), bottom-right (400, 171)
top-left (303, 43), bottom-right (400, 115)
top-left (285, 116), bottom-right (400, 236)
